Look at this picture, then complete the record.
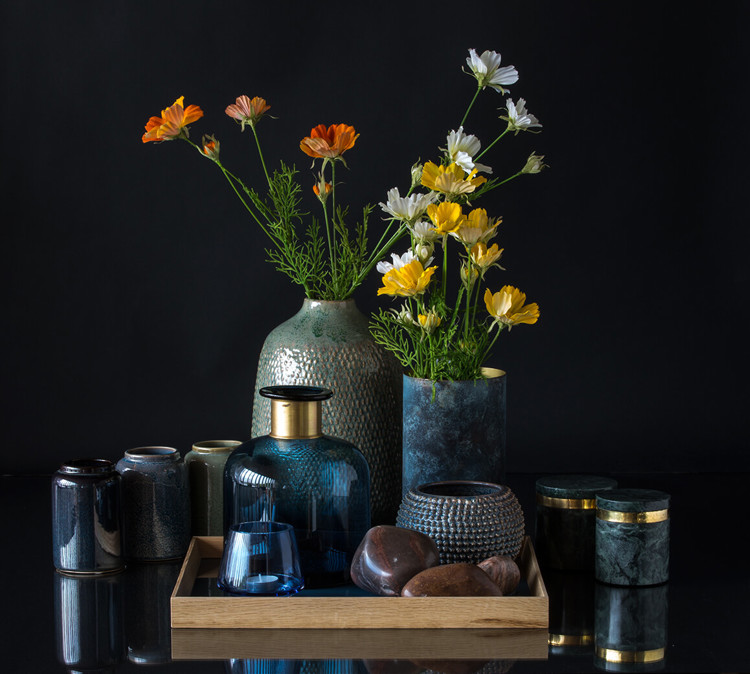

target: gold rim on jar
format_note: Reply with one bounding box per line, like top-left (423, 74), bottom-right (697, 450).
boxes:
top-left (596, 508), bottom-right (669, 524)
top-left (536, 493), bottom-right (597, 510)
top-left (596, 647), bottom-right (665, 663)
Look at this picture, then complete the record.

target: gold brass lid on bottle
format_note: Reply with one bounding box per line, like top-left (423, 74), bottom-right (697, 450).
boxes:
top-left (261, 386), bottom-right (333, 440)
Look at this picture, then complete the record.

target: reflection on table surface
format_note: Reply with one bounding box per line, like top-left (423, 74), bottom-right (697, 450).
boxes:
top-left (25, 472), bottom-right (746, 671)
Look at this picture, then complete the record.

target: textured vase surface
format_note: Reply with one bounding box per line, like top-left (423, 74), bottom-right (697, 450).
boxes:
top-left (402, 367), bottom-right (506, 496)
top-left (251, 298), bottom-right (402, 525)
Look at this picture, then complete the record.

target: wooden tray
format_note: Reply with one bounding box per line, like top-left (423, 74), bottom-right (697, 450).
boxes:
top-left (171, 535), bottom-right (548, 630)
top-left (171, 627), bottom-right (549, 660)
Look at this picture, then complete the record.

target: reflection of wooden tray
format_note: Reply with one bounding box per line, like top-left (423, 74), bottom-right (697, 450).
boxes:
top-left (171, 536), bottom-right (548, 630)
top-left (171, 627), bottom-right (549, 660)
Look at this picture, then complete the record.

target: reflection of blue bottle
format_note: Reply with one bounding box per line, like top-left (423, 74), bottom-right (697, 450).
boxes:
top-left (226, 659), bottom-right (299, 673)
top-left (595, 582), bottom-right (668, 672)
top-left (225, 387), bottom-right (370, 588)
top-left (300, 661), bottom-right (367, 674)
top-left (53, 571), bottom-right (125, 670)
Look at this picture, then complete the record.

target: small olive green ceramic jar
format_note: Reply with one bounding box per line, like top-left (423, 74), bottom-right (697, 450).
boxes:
top-left (185, 440), bottom-right (242, 536)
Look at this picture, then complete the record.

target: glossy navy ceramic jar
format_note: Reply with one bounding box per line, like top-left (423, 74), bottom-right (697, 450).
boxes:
top-left (52, 458), bottom-right (124, 575)
top-left (116, 446), bottom-right (191, 561)
top-left (595, 489), bottom-right (671, 586)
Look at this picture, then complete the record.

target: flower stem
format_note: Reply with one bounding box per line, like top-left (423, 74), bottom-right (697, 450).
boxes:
top-left (460, 87), bottom-right (482, 128)
top-left (330, 161), bottom-right (338, 290)
top-left (475, 128), bottom-right (509, 161)
top-left (251, 125), bottom-right (271, 188)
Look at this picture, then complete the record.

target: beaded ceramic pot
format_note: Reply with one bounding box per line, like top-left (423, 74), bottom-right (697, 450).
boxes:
top-left (251, 298), bottom-right (402, 526)
top-left (396, 480), bottom-right (525, 564)
top-left (402, 368), bottom-right (506, 497)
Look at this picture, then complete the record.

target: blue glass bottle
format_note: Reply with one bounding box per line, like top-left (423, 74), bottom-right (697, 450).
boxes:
top-left (224, 386), bottom-right (371, 588)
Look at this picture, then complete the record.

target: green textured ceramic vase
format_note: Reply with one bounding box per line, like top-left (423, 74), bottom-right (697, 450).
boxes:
top-left (251, 298), bottom-right (402, 525)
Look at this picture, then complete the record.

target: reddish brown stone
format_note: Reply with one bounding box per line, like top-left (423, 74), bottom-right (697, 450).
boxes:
top-left (477, 555), bottom-right (521, 595)
top-left (350, 525), bottom-right (440, 596)
top-left (401, 563), bottom-right (503, 597)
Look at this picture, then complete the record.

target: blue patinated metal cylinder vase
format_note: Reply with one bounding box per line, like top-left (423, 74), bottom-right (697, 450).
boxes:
top-left (402, 367), bottom-right (506, 497)
top-left (116, 446), bottom-right (191, 561)
top-left (52, 458), bottom-right (124, 575)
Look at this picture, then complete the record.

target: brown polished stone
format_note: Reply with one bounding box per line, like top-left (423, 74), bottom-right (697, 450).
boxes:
top-left (401, 563), bottom-right (504, 597)
top-left (350, 525), bottom-right (441, 596)
top-left (477, 555), bottom-right (521, 595)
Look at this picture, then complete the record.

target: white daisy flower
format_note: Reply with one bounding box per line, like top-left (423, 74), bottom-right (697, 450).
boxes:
top-left (379, 187), bottom-right (437, 223)
top-left (444, 127), bottom-right (493, 174)
top-left (465, 49), bottom-right (519, 94)
top-left (376, 249), bottom-right (419, 275)
top-left (411, 220), bottom-right (439, 242)
top-left (502, 98), bottom-right (542, 133)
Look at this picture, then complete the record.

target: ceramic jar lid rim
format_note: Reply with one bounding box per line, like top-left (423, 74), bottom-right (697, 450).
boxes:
top-left (536, 474), bottom-right (618, 499)
top-left (596, 488), bottom-right (671, 512)
top-left (58, 458), bottom-right (116, 475)
top-left (124, 446), bottom-right (180, 461)
top-left (191, 440), bottom-right (242, 453)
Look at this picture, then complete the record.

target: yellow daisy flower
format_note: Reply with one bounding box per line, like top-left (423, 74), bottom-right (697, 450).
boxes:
top-left (421, 162), bottom-right (487, 198)
top-left (427, 202), bottom-right (466, 235)
top-left (454, 208), bottom-right (501, 246)
top-left (377, 259), bottom-right (438, 297)
top-left (470, 242), bottom-right (504, 270)
top-left (484, 286), bottom-right (540, 328)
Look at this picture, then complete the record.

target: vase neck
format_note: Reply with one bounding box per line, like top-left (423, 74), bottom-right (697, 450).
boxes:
top-left (270, 399), bottom-right (323, 439)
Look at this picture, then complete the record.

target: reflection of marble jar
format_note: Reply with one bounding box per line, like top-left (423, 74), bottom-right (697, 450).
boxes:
top-left (53, 571), bottom-right (125, 670)
top-left (545, 569), bottom-right (596, 656)
top-left (595, 582), bottom-right (668, 672)
top-left (595, 489), bottom-right (670, 586)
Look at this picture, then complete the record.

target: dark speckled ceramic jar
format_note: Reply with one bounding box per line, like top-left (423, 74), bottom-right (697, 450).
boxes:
top-left (116, 447), bottom-right (191, 561)
top-left (535, 474), bottom-right (618, 570)
top-left (52, 458), bottom-right (124, 575)
top-left (595, 489), bottom-right (670, 587)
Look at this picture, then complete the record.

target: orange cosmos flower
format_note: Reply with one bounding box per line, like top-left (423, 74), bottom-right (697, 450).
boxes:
top-left (201, 134), bottom-right (220, 160)
top-left (300, 124), bottom-right (359, 162)
top-left (225, 95), bottom-right (271, 131)
top-left (142, 96), bottom-right (203, 143)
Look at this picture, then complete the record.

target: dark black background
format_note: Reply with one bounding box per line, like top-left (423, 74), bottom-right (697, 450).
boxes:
top-left (3, 1), bottom-right (748, 476)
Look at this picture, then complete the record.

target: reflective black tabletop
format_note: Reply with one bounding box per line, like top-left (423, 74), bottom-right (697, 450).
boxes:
top-left (1, 472), bottom-right (747, 673)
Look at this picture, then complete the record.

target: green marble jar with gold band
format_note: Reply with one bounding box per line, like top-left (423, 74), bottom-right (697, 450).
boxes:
top-left (595, 488), bottom-right (671, 586)
top-left (535, 474), bottom-right (618, 570)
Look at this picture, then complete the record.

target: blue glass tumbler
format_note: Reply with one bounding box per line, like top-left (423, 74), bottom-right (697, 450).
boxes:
top-left (218, 521), bottom-right (304, 596)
